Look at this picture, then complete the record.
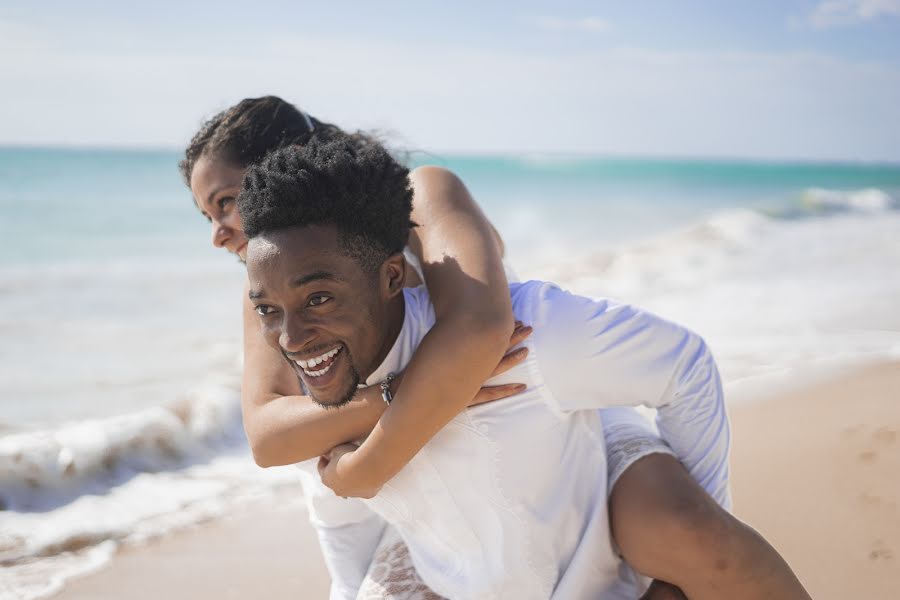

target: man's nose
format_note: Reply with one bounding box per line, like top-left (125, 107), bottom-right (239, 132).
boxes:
top-left (279, 314), bottom-right (317, 354)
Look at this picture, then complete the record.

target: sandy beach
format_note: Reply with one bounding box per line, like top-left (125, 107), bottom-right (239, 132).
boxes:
top-left (730, 361), bottom-right (900, 598)
top-left (51, 362), bottom-right (900, 599)
top-left (51, 501), bottom-right (330, 600)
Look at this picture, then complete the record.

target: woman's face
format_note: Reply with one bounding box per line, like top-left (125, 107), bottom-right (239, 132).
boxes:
top-left (190, 155), bottom-right (248, 261)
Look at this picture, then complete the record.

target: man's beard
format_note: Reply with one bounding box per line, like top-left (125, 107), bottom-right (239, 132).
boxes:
top-left (294, 355), bottom-right (362, 409)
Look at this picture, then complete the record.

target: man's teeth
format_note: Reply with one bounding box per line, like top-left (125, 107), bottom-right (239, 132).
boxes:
top-left (303, 362), bottom-right (333, 377)
top-left (295, 346), bottom-right (341, 373)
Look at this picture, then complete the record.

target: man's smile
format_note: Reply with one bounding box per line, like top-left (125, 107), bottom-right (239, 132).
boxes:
top-left (287, 344), bottom-right (345, 389)
top-left (295, 344), bottom-right (342, 372)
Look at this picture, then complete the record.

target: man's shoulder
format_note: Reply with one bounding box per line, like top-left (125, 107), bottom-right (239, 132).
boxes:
top-left (509, 280), bottom-right (610, 326)
top-left (404, 279), bottom-right (594, 328)
top-left (508, 279), bottom-right (553, 298)
top-left (402, 285), bottom-right (437, 328)
top-left (403, 279), bottom-right (559, 307)
top-left (508, 280), bottom-right (555, 320)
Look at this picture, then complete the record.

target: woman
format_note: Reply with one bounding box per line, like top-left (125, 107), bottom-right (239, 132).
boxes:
top-left (182, 96), bottom-right (808, 600)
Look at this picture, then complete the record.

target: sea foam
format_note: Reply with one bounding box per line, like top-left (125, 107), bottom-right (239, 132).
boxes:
top-left (0, 381), bottom-right (303, 600)
top-left (0, 384), bottom-right (243, 513)
top-left (531, 187), bottom-right (900, 388)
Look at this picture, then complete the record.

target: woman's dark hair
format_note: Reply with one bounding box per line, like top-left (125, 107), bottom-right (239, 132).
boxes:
top-left (179, 95), bottom-right (349, 187)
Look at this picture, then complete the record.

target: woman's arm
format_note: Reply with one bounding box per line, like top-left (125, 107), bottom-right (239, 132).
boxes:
top-left (320, 166), bottom-right (514, 496)
top-left (242, 166), bottom-right (518, 469)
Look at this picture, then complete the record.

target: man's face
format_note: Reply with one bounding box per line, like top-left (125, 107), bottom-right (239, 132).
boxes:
top-left (246, 225), bottom-right (401, 408)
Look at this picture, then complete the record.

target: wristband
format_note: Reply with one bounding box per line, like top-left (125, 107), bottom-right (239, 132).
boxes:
top-left (380, 372), bottom-right (396, 405)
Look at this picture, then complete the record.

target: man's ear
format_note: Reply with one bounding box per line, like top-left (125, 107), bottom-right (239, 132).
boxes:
top-left (380, 252), bottom-right (407, 299)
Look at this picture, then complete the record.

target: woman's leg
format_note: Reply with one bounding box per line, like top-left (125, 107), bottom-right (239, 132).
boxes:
top-left (356, 527), bottom-right (445, 600)
top-left (604, 408), bottom-right (810, 599)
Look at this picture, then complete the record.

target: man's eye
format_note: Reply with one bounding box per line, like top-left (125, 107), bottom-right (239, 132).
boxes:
top-left (254, 305), bottom-right (275, 316)
top-left (217, 197), bottom-right (234, 210)
top-left (307, 296), bottom-right (332, 307)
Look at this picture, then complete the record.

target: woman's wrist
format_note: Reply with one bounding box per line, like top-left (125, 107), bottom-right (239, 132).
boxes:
top-left (354, 381), bottom-right (388, 408)
top-left (387, 370), bottom-right (404, 400)
top-left (341, 436), bottom-right (388, 494)
top-left (343, 371), bottom-right (406, 488)
top-left (357, 370), bottom-right (404, 405)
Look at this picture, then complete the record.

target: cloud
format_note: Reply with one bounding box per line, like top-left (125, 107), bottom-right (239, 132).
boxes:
top-left (1, 22), bottom-right (899, 161)
top-left (808, 0), bottom-right (900, 28)
top-left (524, 16), bottom-right (612, 34)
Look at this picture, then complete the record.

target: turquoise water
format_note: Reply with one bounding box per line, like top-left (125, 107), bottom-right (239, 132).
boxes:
top-left (0, 147), bottom-right (211, 265)
top-left (429, 157), bottom-right (900, 232)
top-left (3, 147), bottom-right (899, 267)
top-left (418, 153), bottom-right (900, 256)
top-left (432, 154), bottom-right (900, 189)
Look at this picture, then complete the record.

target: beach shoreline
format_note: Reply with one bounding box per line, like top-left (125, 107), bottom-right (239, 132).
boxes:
top-left (48, 499), bottom-right (329, 600)
top-left (45, 361), bottom-right (900, 600)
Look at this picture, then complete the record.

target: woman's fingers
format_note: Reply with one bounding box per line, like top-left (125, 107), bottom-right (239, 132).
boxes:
top-left (490, 346), bottom-right (529, 377)
top-left (468, 383), bottom-right (528, 407)
top-left (507, 322), bottom-right (533, 351)
top-left (639, 580), bottom-right (688, 600)
top-left (485, 322), bottom-right (532, 378)
top-left (465, 322), bottom-right (533, 408)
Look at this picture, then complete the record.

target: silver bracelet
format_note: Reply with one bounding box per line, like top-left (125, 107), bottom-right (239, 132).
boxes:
top-left (380, 372), bottom-right (396, 405)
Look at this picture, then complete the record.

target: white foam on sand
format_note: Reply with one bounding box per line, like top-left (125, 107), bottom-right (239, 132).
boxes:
top-left (0, 382), bottom-right (305, 600)
top-left (0, 541), bottom-right (115, 600)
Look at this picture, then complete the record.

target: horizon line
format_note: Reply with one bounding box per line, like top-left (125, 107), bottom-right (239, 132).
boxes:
top-left (1, 142), bottom-right (899, 168)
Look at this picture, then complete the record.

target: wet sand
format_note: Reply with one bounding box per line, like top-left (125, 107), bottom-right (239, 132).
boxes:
top-left (52, 501), bottom-right (329, 600)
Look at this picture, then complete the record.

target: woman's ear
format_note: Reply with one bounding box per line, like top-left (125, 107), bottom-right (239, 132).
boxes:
top-left (381, 252), bottom-right (407, 298)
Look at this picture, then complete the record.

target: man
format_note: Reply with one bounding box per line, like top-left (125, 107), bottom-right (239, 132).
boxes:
top-left (238, 137), bottom-right (809, 599)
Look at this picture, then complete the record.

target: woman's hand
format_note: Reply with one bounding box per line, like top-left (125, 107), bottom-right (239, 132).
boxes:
top-left (468, 320), bottom-right (532, 407)
top-left (318, 443), bottom-right (376, 499)
top-left (319, 322), bottom-right (534, 499)
top-left (639, 580), bottom-right (688, 600)
top-left (383, 320), bottom-right (533, 408)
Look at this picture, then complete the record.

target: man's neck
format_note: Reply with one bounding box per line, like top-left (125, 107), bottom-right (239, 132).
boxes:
top-left (364, 292), bottom-right (406, 381)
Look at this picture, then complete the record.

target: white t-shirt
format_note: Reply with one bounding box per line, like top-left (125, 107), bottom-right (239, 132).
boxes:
top-left (304, 281), bottom-right (730, 599)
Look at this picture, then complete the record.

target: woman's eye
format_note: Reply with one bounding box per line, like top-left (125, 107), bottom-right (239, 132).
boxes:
top-left (307, 296), bottom-right (332, 307)
top-left (254, 305), bottom-right (275, 316)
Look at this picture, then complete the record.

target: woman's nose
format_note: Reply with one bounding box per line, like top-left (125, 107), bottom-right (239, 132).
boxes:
top-left (211, 221), bottom-right (231, 248)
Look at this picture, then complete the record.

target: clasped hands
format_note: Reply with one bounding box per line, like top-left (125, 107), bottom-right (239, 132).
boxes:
top-left (318, 442), bottom-right (379, 499)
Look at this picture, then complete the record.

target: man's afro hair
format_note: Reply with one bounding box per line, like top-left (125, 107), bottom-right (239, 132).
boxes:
top-left (238, 134), bottom-right (414, 271)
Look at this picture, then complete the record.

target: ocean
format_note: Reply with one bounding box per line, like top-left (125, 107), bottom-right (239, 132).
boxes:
top-left (1, 147), bottom-right (899, 598)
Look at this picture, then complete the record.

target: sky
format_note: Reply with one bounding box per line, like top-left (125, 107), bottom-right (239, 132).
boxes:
top-left (1, 0), bottom-right (899, 161)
